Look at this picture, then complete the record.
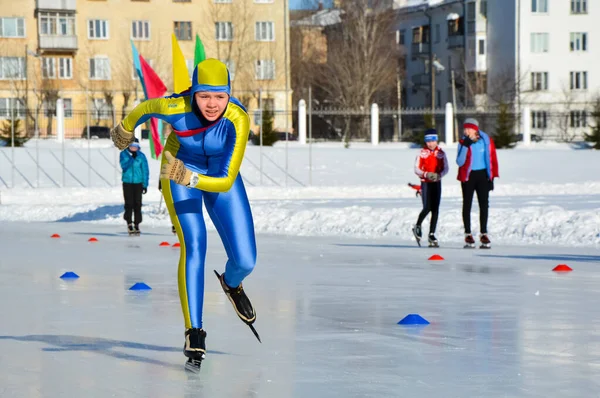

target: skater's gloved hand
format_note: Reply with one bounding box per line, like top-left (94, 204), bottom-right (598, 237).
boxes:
top-left (461, 136), bottom-right (474, 147)
top-left (488, 179), bottom-right (494, 191)
top-left (110, 122), bottom-right (135, 151)
top-left (425, 172), bottom-right (439, 182)
top-left (142, 187), bottom-right (147, 194)
top-left (161, 151), bottom-right (192, 187)
top-left (131, 151), bottom-right (137, 158)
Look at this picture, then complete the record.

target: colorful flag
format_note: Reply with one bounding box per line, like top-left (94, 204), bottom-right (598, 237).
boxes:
top-left (172, 33), bottom-right (191, 93)
top-left (131, 41), bottom-right (168, 159)
top-left (194, 34), bottom-right (206, 66)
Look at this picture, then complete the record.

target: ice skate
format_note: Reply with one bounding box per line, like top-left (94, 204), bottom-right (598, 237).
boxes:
top-left (464, 233), bottom-right (475, 249)
top-left (214, 270), bottom-right (261, 342)
top-left (412, 224), bottom-right (422, 247)
top-left (428, 233), bottom-right (439, 248)
top-left (183, 328), bottom-right (206, 373)
top-left (127, 223), bottom-right (136, 236)
top-left (134, 225), bottom-right (141, 236)
top-left (480, 233), bottom-right (491, 249)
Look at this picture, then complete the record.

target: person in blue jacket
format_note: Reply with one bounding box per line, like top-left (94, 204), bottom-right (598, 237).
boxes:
top-left (120, 139), bottom-right (149, 235)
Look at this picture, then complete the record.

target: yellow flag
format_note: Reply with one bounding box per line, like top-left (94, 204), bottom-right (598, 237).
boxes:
top-left (172, 33), bottom-right (191, 93)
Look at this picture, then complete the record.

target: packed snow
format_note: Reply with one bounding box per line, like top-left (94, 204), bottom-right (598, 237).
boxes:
top-left (1, 139), bottom-right (599, 247)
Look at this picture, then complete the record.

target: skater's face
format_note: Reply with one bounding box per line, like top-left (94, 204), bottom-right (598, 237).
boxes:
top-left (426, 141), bottom-right (437, 150)
top-left (195, 91), bottom-right (229, 122)
top-left (128, 145), bottom-right (139, 152)
top-left (464, 127), bottom-right (479, 141)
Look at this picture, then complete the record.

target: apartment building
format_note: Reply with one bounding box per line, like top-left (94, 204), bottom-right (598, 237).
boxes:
top-left (487, 0), bottom-right (597, 137)
top-left (0, 0), bottom-right (291, 134)
top-left (395, 0), bottom-right (487, 109)
top-left (396, 0), bottom-right (598, 138)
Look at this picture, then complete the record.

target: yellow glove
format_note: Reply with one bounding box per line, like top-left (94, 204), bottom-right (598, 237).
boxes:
top-left (110, 123), bottom-right (134, 150)
top-left (161, 151), bottom-right (192, 186)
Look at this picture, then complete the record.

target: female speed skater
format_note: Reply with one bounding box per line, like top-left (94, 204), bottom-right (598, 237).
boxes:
top-left (110, 59), bottom-right (258, 372)
top-left (412, 129), bottom-right (448, 247)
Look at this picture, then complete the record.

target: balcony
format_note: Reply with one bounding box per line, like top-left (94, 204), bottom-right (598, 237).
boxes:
top-left (411, 42), bottom-right (429, 58)
top-left (36, 0), bottom-right (76, 11)
top-left (411, 73), bottom-right (429, 88)
top-left (448, 35), bottom-right (464, 49)
top-left (39, 35), bottom-right (78, 52)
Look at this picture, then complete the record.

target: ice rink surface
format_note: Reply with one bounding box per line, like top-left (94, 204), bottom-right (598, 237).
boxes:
top-left (1, 221), bottom-right (599, 397)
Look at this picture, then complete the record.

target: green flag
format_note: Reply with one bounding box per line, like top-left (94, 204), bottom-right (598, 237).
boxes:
top-left (194, 34), bottom-right (206, 66)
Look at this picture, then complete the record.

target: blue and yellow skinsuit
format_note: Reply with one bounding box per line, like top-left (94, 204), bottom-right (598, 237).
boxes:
top-left (122, 60), bottom-right (256, 330)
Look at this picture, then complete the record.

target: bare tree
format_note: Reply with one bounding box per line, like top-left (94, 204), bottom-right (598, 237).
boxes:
top-left (315, 0), bottom-right (398, 145)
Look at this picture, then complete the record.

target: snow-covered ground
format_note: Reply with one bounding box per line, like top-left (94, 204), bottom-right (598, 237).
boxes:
top-left (1, 139), bottom-right (600, 247)
top-left (0, 222), bottom-right (599, 397)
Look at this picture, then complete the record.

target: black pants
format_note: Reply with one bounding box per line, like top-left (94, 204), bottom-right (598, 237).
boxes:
top-left (416, 181), bottom-right (442, 234)
top-left (461, 169), bottom-right (491, 234)
top-left (123, 183), bottom-right (143, 226)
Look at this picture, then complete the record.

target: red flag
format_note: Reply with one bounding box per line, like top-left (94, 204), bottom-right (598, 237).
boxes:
top-left (139, 55), bottom-right (167, 158)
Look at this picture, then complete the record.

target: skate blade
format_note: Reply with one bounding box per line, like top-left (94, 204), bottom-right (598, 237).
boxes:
top-left (480, 245), bottom-right (491, 249)
top-left (185, 359), bottom-right (202, 373)
top-left (412, 230), bottom-right (421, 247)
top-left (249, 324), bottom-right (262, 343)
top-left (464, 244), bottom-right (475, 249)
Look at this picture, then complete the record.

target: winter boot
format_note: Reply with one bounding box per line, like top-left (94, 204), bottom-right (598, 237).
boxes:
top-left (464, 233), bottom-right (475, 249)
top-left (480, 233), bottom-right (491, 249)
top-left (428, 233), bottom-right (439, 248)
top-left (183, 328), bottom-right (206, 372)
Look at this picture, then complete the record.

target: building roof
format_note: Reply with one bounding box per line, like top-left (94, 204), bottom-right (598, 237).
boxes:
top-left (291, 8), bottom-right (343, 27)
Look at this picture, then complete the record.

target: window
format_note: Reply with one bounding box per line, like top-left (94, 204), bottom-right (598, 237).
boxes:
top-left (89, 57), bottom-right (111, 80)
top-left (174, 21), bottom-right (192, 40)
top-left (254, 0), bottom-right (274, 3)
top-left (571, 0), bottom-right (587, 14)
top-left (214, 0), bottom-right (232, 3)
top-left (255, 21), bottom-right (274, 41)
top-left (132, 20), bottom-right (150, 40)
top-left (532, 0), bottom-right (548, 13)
top-left (531, 72), bottom-right (548, 90)
top-left (221, 59), bottom-right (235, 80)
top-left (92, 98), bottom-right (111, 120)
top-left (570, 110), bottom-right (587, 127)
top-left (40, 12), bottom-right (75, 36)
top-left (132, 59), bottom-right (153, 79)
top-left (478, 39), bottom-right (485, 55)
top-left (466, 2), bottom-right (476, 34)
top-left (531, 111), bottom-right (547, 128)
top-left (42, 98), bottom-right (73, 118)
top-left (0, 98), bottom-right (25, 119)
top-left (530, 33), bottom-right (549, 52)
top-left (254, 98), bottom-right (275, 124)
top-left (42, 58), bottom-right (56, 79)
top-left (398, 29), bottom-right (405, 45)
top-left (480, 0), bottom-right (487, 17)
top-left (255, 60), bottom-right (275, 80)
top-left (570, 32), bottom-right (587, 51)
top-left (570, 71), bottom-right (588, 90)
top-left (0, 17), bottom-right (25, 37)
top-left (215, 22), bottom-right (233, 41)
top-left (59, 58), bottom-right (72, 79)
top-left (88, 19), bottom-right (109, 39)
top-left (0, 57), bottom-right (25, 79)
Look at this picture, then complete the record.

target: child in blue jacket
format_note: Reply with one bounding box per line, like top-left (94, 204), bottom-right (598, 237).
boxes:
top-left (120, 140), bottom-right (149, 235)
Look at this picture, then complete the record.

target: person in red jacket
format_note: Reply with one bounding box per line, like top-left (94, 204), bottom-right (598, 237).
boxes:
top-left (456, 118), bottom-right (499, 248)
top-left (412, 129), bottom-right (448, 247)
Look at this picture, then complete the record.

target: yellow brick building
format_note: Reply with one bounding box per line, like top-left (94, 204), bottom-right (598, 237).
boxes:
top-left (0, 0), bottom-right (291, 137)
